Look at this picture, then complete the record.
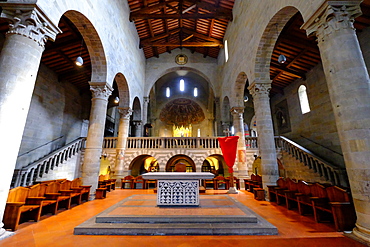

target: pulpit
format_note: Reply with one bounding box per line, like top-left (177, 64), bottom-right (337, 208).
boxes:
top-left (142, 172), bottom-right (214, 206)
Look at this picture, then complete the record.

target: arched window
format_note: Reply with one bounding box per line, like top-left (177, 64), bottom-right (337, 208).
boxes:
top-left (194, 87), bottom-right (198, 97)
top-left (166, 87), bottom-right (170, 98)
top-left (298, 85), bottom-right (310, 114)
top-left (225, 40), bottom-right (229, 63)
top-left (179, 79), bottom-right (185, 91)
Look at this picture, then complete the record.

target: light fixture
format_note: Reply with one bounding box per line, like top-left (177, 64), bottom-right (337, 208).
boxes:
top-left (274, 23), bottom-right (287, 64)
top-left (75, 39), bottom-right (84, 66)
top-left (114, 97), bottom-right (119, 104)
top-left (100, 152), bottom-right (107, 160)
top-left (243, 96), bottom-right (248, 102)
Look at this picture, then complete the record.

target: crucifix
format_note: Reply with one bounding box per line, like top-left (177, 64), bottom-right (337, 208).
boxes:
top-left (223, 128), bottom-right (232, 137)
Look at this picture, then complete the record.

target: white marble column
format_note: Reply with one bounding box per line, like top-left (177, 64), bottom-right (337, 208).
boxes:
top-left (115, 107), bottom-right (132, 178)
top-left (82, 83), bottom-right (112, 197)
top-left (231, 107), bottom-right (248, 178)
top-left (249, 82), bottom-right (279, 192)
top-left (0, 5), bottom-right (60, 239)
top-left (302, 2), bottom-right (370, 243)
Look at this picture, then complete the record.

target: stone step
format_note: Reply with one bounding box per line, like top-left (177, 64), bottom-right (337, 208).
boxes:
top-left (74, 222), bottom-right (278, 236)
top-left (95, 215), bottom-right (258, 224)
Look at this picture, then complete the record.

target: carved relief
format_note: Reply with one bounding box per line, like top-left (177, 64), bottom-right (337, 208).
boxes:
top-left (0, 7), bottom-right (61, 47)
top-left (90, 84), bottom-right (113, 100)
top-left (118, 107), bottom-right (133, 119)
top-left (305, 3), bottom-right (362, 43)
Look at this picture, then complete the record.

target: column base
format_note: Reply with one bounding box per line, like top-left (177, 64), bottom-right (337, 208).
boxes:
top-left (348, 224), bottom-right (370, 245)
top-left (0, 228), bottom-right (15, 240)
top-left (227, 187), bottom-right (238, 194)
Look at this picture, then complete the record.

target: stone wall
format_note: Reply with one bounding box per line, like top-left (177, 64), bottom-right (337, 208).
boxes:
top-left (15, 64), bottom-right (90, 169)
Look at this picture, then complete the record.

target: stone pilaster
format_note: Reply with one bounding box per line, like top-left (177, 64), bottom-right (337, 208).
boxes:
top-left (302, 1), bottom-right (370, 243)
top-left (115, 107), bottom-right (133, 178)
top-left (215, 97), bottom-right (222, 136)
top-left (248, 81), bottom-right (279, 193)
top-left (0, 3), bottom-right (60, 239)
top-left (132, 120), bottom-right (142, 137)
top-left (82, 83), bottom-right (112, 197)
top-left (142, 97), bottom-right (149, 136)
top-left (231, 107), bottom-right (248, 178)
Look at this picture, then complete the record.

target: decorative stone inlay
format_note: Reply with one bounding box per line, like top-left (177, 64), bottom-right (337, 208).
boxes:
top-left (118, 107), bottom-right (133, 119)
top-left (157, 180), bottom-right (199, 205)
top-left (303, 2), bottom-right (362, 43)
top-left (90, 83), bottom-right (113, 100)
top-left (0, 5), bottom-right (61, 47)
top-left (142, 172), bottom-right (214, 206)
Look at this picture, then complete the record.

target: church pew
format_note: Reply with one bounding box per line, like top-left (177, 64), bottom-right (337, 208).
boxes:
top-left (312, 186), bottom-right (356, 231)
top-left (297, 183), bottom-right (327, 216)
top-left (43, 181), bottom-right (72, 210)
top-left (3, 187), bottom-right (43, 231)
top-left (267, 177), bottom-right (288, 202)
top-left (71, 177), bottom-right (92, 202)
top-left (284, 180), bottom-right (311, 210)
top-left (244, 174), bottom-right (262, 193)
top-left (59, 180), bottom-right (83, 205)
top-left (28, 183), bottom-right (59, 215)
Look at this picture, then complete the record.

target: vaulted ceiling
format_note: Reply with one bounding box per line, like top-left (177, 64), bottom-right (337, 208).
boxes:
top-left (0, 1), bottom-right (370, 98)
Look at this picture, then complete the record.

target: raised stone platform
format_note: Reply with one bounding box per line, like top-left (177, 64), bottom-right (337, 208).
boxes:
top-left (74, 194), bottom-right (278, 236)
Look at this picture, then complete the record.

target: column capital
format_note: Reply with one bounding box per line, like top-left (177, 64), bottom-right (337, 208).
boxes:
top-left (302, 1), bottom-right (362, 43)
top-left (0, 3), bottom-right (61, 47)
top-left (248, 81), bottom-right (272, 97)
top-left (132, 120), bottom-right (142, 126)
top-left (89, 82), bottom-right (113, 100)
top-left (230, 107), bottom-right (244, 115)
top-left (118, 107), bottom-right (133, 119)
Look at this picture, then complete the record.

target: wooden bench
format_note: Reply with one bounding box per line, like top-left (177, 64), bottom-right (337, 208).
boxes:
top-left (267, 177), bottom-right (288, 202)
top-left (43, 181), bottom-right (72, 210)
top-left (71, 177), bottom-right (92, 202)
top-left (296, 183), bottom-right (327, 216)
top-left (28, 183), bottom-right (59, 215)
top-left (312, 186), bottom-right (356, 231)
top-left (4, 187), bottom-right (43, 231)
top-left (59, 180), bottom-right (83, 205)
top-left (244, 174), bottom-right (262, 193)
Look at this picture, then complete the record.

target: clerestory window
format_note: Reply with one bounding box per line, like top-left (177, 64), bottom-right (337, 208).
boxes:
top-left (298, 85), bottom-right (310, 114)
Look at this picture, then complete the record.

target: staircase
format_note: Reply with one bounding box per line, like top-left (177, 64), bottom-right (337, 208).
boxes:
top-left (11, 138), bottom-right (86, 187)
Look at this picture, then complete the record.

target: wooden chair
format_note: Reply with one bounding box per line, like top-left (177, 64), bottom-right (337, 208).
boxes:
top-left (145, 179), bottom-right (157, 189)
top-left (133, 176), bottom-right (145, 189)
top-left (203, 178), bottom-right (215, 189)
top-left (4, 187), bottom-right (43, 231)
top-left (121, 175), bottom-right (135, 189)
top-left (214, 176), bottom-right (229, 190)
top-left (226, 176), bottom-right (240, 190)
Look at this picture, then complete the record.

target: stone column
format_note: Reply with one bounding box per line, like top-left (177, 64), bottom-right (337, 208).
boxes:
top-left (302, 2), bottom-right (370, 243)
top-left (142, 97), bottom-right (149, 135)
top-left (0, 5), bottom-right (60, 239)
top-left (82, 83), bottom-right (112, 197)
top-left (115, 107), bottom-right (133, 178)
top-left (249, 82), bottom-right (279, 192)
top-left (231, 107), bottom-right (248, 179)
top-left (215, 97), bottom-right (222, 136)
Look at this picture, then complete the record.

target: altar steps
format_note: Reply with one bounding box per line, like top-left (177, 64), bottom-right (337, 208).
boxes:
top-left (74, 194), bottom-right (278, 236)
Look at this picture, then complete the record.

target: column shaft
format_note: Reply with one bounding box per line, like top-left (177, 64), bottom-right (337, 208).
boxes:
top-left (303, 2), bottom-right (370, 242)
top-left (231, 107), bottom-right (247, 178)
top-left (82, 83), bottom-right (112, 196)
top-left (115, 107), bottom-right (132, 177)
top-left (249, 82), bottom-right (279, 191)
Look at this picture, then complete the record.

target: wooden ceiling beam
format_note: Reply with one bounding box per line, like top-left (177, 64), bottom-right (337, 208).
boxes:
top-left (130, 12), bottom-right (232, 21)
top-left (140, 41), bottom-right (222, 47)
top-left (270, 63), bottom-right (306, 79)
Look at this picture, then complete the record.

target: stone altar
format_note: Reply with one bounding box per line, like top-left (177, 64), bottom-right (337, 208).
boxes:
top-left (142, 172), bottom-right (214, 206)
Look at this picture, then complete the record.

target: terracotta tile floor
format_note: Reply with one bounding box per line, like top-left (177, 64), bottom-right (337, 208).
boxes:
top-left (0, 189), bottom-right (365, 247)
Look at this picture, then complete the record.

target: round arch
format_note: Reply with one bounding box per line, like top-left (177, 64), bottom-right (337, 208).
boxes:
top-left (128, 155), bottom-right (158, 176)
top-left (63, 11), bottom-right (107, 84)
top-left (221, 96), bottom-right (231, 128)
top-left (114, 73), bottom-right (130, 108)
top-left (146, 66), bottom-right (214, 96)
top-left (165, 155), bottom-right (196, 172)
top-left (230, 72), bottom-right (248, 107)
top-left (254, 6), bottom-right (300, 83)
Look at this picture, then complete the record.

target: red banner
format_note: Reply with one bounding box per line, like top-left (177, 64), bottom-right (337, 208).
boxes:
top-left (217, 136), bottom-right (239, 173)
